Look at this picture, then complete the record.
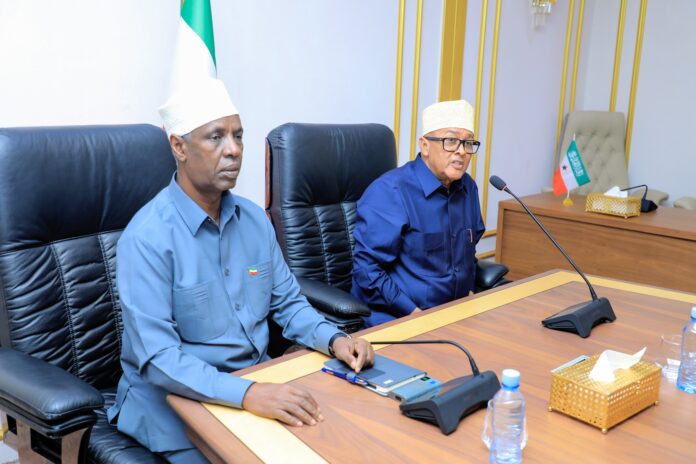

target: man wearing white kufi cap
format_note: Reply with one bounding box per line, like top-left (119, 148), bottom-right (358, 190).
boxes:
top-left (352, 100), bottom-right (486, 328)
top-left (108, 78), bottom-right (374, 463)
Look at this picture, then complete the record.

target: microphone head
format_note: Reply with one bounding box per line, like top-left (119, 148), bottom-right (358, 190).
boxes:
top-left (489, 175), bottom-right (506, 191)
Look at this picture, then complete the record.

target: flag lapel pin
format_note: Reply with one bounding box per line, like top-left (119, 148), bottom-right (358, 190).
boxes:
top-left (247, 267), bottom-right (258, 276)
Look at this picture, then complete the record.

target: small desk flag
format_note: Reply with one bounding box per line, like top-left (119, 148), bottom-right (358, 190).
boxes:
top-left (553, 140), bottom-right (590, 195)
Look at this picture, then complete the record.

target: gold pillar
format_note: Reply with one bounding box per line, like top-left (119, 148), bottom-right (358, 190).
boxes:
top-left (393, 0), bottom-right (406, 156)
top-left (438, 0), bottom-right (468, 102)
top-left (480, 0), bottom-right (502, 222)
top-left (626, 0), bottom-right (649, 165)
top-left (408, 0), bottom-right (424, 161)
top-left (569, 0), bottom-right (585, 112)
top-left (553, 0), bottom-right (576, 172)
top-left (471, 0), bottom-right (489, 181)
top-left (610, 0), bottom-right (627, 112)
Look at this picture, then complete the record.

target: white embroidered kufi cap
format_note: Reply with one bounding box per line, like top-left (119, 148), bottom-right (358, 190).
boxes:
top-left (422, 100), bottom-right (475, 136)
top-left (158, 78), bottom-right (238, 138)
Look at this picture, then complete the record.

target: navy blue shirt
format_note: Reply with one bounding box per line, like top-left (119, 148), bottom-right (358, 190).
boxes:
top-left (351, 155), bottom-right (485, 327)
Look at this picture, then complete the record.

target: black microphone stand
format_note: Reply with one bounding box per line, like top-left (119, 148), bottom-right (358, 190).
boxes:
top-left (489, 176), bottom-right (616, 338)
top-left (370, 340), bottom-right (500, 435)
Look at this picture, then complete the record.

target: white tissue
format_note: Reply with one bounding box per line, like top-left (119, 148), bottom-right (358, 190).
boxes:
top-left (604, 186), bottom-right (627, 198)
top-left (588, 347), bottom-right (647, 382)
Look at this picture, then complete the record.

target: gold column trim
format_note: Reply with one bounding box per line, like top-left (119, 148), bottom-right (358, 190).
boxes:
top-left (471, 0), bottom-right (489, 181)
top-left (626, 0), bottom-right (648, 165)
top-left (438, 0), bottom-right (468, 102)
top-left (569, 0), bottom-right (585, 112)
top-left (610, 0), bottom-right (627, 112)
top-left (393, 0), bottom-right (406, 156)
top-left (476, 250), bottom-right (496, 260)
top-left (409, 0), bottom-right (424, 161)
top-left (480, 0), bottom-right (502, 222)
top-left (554, 0), bottom-right (576, 172)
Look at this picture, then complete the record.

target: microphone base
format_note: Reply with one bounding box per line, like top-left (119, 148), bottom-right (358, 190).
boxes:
top-left (399, 371), bottom-right (500, 435)
top-left (542, 297), bottom-right (616, 338)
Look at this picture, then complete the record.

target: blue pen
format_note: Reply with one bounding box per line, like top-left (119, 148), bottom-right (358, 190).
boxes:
top-left (321, 367), bottom-right (369, 386)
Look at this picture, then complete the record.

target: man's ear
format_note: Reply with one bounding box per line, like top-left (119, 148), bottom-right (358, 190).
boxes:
top-left (169, 134), bottom-right (187, 164)
top-left (418, 136), bottom-right (429, 158)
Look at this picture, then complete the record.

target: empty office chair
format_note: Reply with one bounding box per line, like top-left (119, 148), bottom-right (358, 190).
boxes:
top-left (556, 111), bottom-right (668, 204)
top-left (674, 196), bottom-right (696, 210)
top-left (0, 125), bottom-right (175, 463)
top-left (265, 123), bottom-right (509, 335)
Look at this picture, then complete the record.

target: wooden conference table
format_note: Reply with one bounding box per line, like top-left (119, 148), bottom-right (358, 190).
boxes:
top-left (495, 192), bottom-right (696, 293)
top-left (168, 270), bottom-right (696, 463)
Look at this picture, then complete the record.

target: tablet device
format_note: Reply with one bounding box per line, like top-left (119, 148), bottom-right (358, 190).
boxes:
top-left (323, 354), bottom-right (426, 396)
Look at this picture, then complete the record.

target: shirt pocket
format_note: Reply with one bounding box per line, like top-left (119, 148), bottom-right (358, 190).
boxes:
top-left (244, 260), bottom-right (272, 320)
top-left (405, 231), bottom-right (447, 277)
top-left (172, 280), bottom-right (229, 342)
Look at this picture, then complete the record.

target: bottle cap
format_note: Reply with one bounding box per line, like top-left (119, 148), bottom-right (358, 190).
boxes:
top-left (501, 369), bottom-right (521, 388)
top-left (691, 306), bottom-right (696, 319)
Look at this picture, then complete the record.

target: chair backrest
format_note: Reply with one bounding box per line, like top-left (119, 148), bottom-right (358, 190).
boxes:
top-left (558, 111), bottom-right (629, 194)
top-left (0, 125), bottom-right (175, 390)
top-left (265, 123), bottom-right (396, 292)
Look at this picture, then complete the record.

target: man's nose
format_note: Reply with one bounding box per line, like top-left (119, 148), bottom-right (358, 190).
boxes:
top-left (223, 136), bottom-right (242, 157)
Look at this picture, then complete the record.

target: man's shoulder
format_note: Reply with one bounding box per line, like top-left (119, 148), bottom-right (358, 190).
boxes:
top-left (120, 187), bottom-right (175, 245)
top-left (365, 161), bottom-right (417, 193)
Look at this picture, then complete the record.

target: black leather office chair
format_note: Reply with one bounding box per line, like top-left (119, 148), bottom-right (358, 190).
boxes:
top-left (265, 123), bottom-right (510, 335)
top-left (0, 125), bottom-right (174, 463)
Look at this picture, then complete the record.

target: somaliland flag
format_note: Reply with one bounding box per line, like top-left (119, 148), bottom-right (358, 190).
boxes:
top-left (552, 140), bottom-right (590, 195)
top-left (170, 0), bottom-right (217, 91)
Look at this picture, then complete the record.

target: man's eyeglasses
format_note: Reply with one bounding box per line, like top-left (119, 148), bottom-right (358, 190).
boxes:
top-left (424, 137), bottom-right (481, 154)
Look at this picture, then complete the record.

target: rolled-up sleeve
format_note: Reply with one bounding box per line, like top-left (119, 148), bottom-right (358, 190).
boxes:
top-left (118, 234), bottom-right (253, 408)
top-left (352, 184), bottom-right (416, 317)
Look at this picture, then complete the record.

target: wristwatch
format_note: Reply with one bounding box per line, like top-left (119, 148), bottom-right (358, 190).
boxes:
top-left (328, 332), bottom-right (351, 357)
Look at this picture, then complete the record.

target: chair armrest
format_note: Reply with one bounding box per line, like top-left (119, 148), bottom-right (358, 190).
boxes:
top-left (475, 261), bottom-right (509, 291)
top-left (296, 277), bottom-right (371, 318)
top-left (645, 188), bottom-right (668, 204)
top-left (0, 349), bottom-right (103, 438)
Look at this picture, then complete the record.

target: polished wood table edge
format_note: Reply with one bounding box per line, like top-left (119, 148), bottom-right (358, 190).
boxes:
top-left (499, 193), bottom-right (696, 241)
top-left (167, 270), bottom-right (696, 462)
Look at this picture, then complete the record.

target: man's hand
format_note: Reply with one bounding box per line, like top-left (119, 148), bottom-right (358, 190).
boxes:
top-left (331, 336), bottom-right (375, 373)
top-left (242, 383), bottom-right (323, 427)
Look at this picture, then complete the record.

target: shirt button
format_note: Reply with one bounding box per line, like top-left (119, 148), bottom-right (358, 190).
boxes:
top-left (224, 268), bottom-right (230, 276)
top-left (251, 352), bottom-right (258, 360)
top-left (455, 267), bottom-right (460, 272)
top-left (235, 303), bottom-right (241, 311)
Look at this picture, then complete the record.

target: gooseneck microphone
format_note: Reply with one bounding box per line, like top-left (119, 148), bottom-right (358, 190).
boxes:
top-left (620, 184), bottom-right (658, 212)
top-left (370, 340), bottom-right (500, 435)
top-left (489, 175), bottom-right (616, 337)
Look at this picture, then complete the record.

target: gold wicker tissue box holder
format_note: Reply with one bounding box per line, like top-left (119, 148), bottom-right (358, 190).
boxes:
top-left (548, 355), bottom-right (660, 433)
top-left (585, 193), bottom-right (641, 218)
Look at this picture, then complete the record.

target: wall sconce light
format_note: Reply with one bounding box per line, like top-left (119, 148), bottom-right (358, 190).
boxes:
top-left (532, 0), bottom-right (557, 28)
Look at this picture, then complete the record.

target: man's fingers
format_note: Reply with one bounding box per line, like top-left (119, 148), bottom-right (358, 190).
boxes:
top-left (290, 392), bottom-right (323, 422)
top-left (284, 401), bottom-right (318, 426)
top-left (353, 340), bottom-right (367, 373)
top-left (275, 409), bottom-right (304, 427)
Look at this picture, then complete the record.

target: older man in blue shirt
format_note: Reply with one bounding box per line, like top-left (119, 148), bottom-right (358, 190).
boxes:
top-left (108, 78), bottom-right (374, 463)
top-left (352, 100), bottom-right (485, 328)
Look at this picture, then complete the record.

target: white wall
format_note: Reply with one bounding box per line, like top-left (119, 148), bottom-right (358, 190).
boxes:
top-left (0, 0), bottom-right (398, 206)
top-left (576, 0), bottom-right (695, 204)
top-left (1, 1), bottom-right (693, 211)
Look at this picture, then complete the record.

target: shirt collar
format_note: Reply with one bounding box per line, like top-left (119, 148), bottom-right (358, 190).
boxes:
top-left (414, 154), bottom-right (467, 197)
top-left (168, 173), bottom-right (240, 235)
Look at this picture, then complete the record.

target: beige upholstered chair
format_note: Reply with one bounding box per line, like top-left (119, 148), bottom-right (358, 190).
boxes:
top-left (674, 197), bottom-right (696, 210)
top-left (555, 111), bottom-right (668, 204)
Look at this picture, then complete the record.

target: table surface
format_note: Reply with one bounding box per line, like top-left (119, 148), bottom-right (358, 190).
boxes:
top-left (168, 270), bottom-right (696, 463)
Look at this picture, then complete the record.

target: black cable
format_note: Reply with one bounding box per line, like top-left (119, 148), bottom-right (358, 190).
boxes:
top-left (503, 186), bottom-right (598, 301)
top-left (370, 340), bottom-right (480, 376)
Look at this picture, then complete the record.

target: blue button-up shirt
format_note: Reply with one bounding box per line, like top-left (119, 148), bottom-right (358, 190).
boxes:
top-left (352, 155), bottom-right (485, 327)
top-left (107, 175), bottom-right (339, 452)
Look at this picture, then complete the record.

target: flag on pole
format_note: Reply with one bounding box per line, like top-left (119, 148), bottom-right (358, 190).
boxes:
top-left (170, 0), bottom-right (217, 91)
top-left (552, 139), bottom-right (590, 195)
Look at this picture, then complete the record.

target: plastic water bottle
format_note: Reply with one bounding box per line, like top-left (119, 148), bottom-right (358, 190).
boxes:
top-left (677, 306), bottom-right (696, 394)
top-left (488, 369), bottom-right (525, 464)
